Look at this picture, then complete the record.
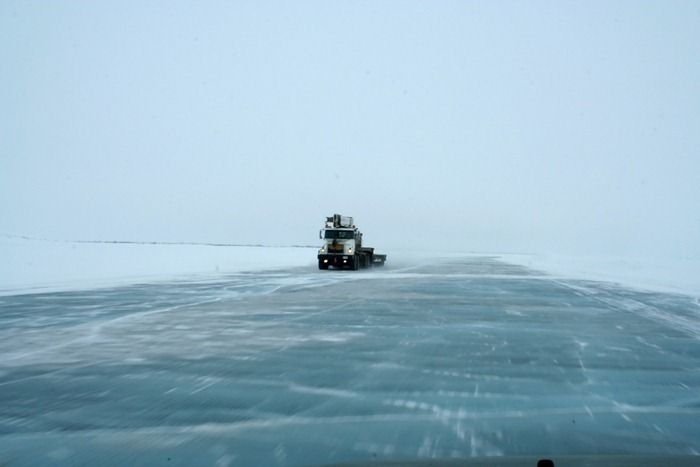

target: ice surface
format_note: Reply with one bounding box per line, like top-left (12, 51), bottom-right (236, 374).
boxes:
top-left (1, 256), bottom-right (699, 466)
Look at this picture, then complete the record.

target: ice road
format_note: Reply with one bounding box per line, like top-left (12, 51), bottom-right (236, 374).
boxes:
top-left (1, 256), bottom-right (699, 466)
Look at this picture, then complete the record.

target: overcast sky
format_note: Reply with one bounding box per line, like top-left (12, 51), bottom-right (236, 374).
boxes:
top-left (2, 1), bottom-right (699, 258)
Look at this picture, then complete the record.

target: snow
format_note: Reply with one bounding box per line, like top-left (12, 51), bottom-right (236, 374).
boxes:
top-left (500, 253), bottom-right (700, 297)
top-left (0, 237), bottom-right (314, 296)
top-left (3, 238), bottom-right (699, 298)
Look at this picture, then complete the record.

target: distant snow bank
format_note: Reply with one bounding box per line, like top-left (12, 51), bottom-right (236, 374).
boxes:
top-left (3, 237), bottom-right (699, 298)
top-left (501, 253), bottom-right (700, 296)
top-left (0, 238), bottom-right (314, 296)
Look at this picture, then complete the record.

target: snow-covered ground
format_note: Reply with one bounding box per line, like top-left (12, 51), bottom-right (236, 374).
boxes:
top-left (501, 254), bottom-right (700, 297)
top-left (2, 238), bottom-right (699, 297)
top-left (0, 237), bottom-right (314, 296)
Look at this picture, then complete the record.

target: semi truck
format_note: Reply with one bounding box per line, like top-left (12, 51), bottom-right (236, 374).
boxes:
top-left (318, 214), bottom-right (387, 270)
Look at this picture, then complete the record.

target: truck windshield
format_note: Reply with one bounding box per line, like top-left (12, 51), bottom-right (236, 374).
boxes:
top-left (324, 230), bottom-right (354, 239)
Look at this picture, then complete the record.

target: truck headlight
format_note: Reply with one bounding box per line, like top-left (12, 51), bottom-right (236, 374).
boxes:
top-left (348, 247), bottom-right (353, 254)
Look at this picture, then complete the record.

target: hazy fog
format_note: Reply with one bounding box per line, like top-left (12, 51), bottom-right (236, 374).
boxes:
top-left (2, 1), bottom-right (699, 258)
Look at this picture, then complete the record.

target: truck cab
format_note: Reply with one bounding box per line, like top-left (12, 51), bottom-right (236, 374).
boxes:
top-left (318, 214), bottom-right (386, 270)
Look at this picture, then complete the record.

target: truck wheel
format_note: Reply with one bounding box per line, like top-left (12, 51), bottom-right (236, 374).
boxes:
top-left (353, 255), bottom-right (359, 270)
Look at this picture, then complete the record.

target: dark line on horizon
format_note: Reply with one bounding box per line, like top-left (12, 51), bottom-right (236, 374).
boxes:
top-left (0, 233), bottom-right (317, 249)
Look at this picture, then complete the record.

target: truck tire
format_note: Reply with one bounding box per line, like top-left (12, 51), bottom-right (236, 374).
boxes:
top-left (352, 255), bottom-right (359, 270)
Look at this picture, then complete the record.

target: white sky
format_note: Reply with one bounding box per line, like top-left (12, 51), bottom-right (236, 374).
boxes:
top-left (2, 1), bottom-right (699, 258)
